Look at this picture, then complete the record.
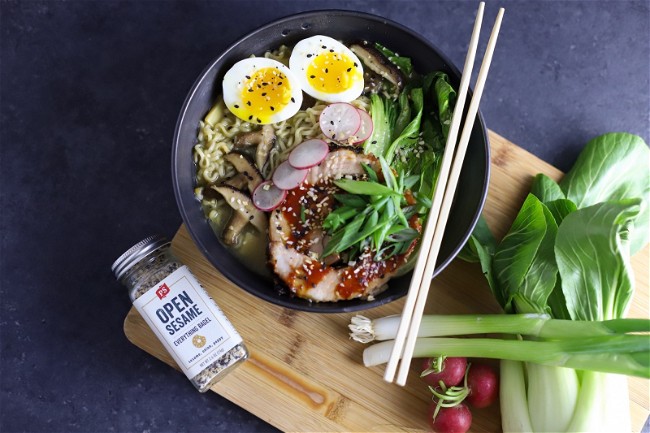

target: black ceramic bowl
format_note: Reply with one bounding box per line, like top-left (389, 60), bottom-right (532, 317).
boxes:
top-left (172, 10), bottom-right (490, 313)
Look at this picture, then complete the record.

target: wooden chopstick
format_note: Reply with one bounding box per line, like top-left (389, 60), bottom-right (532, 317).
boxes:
top-left (395, 7), bottom-right (505, 386)
top-left (386, 4), bottom-right (506, 386)
top-left (382, 2), bottom-right (486, 384)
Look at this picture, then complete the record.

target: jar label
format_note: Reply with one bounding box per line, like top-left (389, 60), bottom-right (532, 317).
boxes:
top-left (133, 265), bottom-right (243, 379)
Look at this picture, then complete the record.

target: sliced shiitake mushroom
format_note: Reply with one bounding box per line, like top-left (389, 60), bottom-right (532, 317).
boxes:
top-left (211, 185), bottom-right (267, 233)
top-left (233, 124), bottom-right (276, 172)
top-left (234, 128), bottom-right (264, 147)
top-left (350, 41), bottom-right (405, 93)
top-left (220, 172), bottom-right (248, 190)
top-left (215, 153), bottom-right (268, 245)
top-left (222, 212), bottom-right (249, 246)
top-left (256, 125), bottom-right (276, 171)
top-left (224, 151), bottom-right (263, 193)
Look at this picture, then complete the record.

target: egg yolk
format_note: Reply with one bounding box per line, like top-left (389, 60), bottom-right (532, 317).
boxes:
top-left (240, 67), bottom-right (292, 123)
top-left (306, 52), bottom-right (360, 94)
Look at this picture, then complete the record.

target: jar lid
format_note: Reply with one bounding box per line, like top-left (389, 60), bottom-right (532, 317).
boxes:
top-left (111, 235), bottom-right (170, 280)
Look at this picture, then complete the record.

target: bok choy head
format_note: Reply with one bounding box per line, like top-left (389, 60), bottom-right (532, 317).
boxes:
top-left (459, 132), bottom-right (649, 433)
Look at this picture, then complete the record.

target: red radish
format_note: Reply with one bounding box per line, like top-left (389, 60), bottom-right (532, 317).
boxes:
top-left (272, 160), bottom-right (308, 190)
top-left (428, 402), bottom-right (472, 433)
top-left (319, 103), bottom-right (361, 141)
top-left (288, 139), bottom-right (329, 169)
top-left (351, 108), bottom-right (373, 143)
top-left (252, 181), bottom-right (287, 211)
top-left (420, 357), bottom-right (467, 388)
top-left (466, 363), bottom-right (499, 408)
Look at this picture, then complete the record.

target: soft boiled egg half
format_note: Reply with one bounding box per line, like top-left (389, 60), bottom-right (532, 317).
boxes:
top-left (222, 58), bottom-right (303, 125)
top-left (289, 35), bottom-right (364, 103)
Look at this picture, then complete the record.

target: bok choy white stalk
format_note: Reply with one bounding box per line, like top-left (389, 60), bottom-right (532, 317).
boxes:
top-left (499, 360), bottom-right (532, 432)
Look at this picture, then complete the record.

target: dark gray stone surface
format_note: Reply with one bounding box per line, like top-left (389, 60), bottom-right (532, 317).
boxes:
top-left (1, 1), bottom-right (648, 432)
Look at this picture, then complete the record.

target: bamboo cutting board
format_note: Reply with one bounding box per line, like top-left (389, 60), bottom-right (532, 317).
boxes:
top-left (124, 131), bottom-right (649, 432)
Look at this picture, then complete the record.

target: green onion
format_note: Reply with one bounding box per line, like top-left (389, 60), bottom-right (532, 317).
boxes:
top-left (361, 163), bottom-right (379, 182)
top-left (322, 158), bottom-right (420, 261)
top-left (333, 194), bottom-right (366, 208)
top-left (362, 336), bottom-right (649, 378)
top-left (334, 178), bottom-right (398, 196)
top-left (299, 204), bottom-right (306, 223)
top-left (348, 314), bottom-right (650, 343)
top-left (351, 314), bottom-right (650, 386)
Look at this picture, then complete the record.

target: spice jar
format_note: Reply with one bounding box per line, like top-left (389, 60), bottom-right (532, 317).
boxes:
top-left (112, 235), bottom-right (248, 392)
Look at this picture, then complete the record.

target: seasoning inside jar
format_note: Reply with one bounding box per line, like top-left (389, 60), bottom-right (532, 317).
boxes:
top-left (112, 235), bottom-right (248, 392)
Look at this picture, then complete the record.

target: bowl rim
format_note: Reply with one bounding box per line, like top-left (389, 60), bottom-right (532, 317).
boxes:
top-left (172, 9), bottom-right (491, 313)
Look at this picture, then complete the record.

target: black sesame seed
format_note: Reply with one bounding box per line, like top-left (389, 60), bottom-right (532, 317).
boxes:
top-left (310, 75), bottom-right (316, 79)
top-left (354, 62), bottom-right (358, 67)
top-left (321, 45), bottom-right (327, 49)
top-left (325, 68), bottom-right (328, 73)
top-left (291, 97), bottom-right (295, 103)
top-left (248, 88), bottom-right (253, 92)
top-left (262, 92), bottom-right (267, 96)
top-left (248, 115), bottom-right (253, 120)
top-left (329, 49), bottom-right (334, 52)
top-left (278, 81), bottom-right (282, 86)
top-left (371, 140), bottom-right (377, 144)
top-left (234, 104), bottom-right (239, 108)
top-left (307, 54), bottom-right (312, 58)
top-left (256, 118), bottom-right (262, 123)
top-left (247, 101), bottom-right (251, 106)
top-left (346, 67), bottom-right (352, 72)
top-left (330, 120), bottom-right (334, 125)
top-left (245, 75), bottom-right (251, 79)
top-left (270, 106), bottom-right (275, 111)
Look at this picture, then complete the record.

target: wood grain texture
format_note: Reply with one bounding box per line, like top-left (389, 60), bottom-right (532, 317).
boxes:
top-left (123, 130), bottom-right (649, 432)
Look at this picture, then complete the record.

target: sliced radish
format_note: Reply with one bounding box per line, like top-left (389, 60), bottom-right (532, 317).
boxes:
top-left (252, 181), bottom-right (287, 211)
top-left (288, 139), bottom-right (329, 169)
top-left (272, 160), bottom-right (309, 190)
top-left (319, 103), bottom-right (361, 142)
top-left (352, 108), bottom-right (373, 143)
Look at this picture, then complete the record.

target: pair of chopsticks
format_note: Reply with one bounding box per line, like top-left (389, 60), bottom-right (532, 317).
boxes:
top-left (384, 2), bottom-right (505, 386)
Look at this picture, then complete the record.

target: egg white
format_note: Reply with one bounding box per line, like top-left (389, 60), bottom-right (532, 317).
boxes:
top-left (289, 35), bottom-right (364, 103)
top-left (222, 57), bottom-right (303, 124)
